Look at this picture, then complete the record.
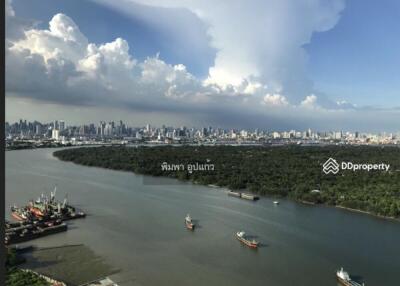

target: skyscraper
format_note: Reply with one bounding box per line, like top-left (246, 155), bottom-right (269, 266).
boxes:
top-left (59, 120), bottom-right (65, 132)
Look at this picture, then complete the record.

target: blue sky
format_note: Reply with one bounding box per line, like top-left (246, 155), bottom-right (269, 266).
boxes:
top-left (306, 0), bottom-right (400, 107)
top-left (5, 0), bottom-right (400, 131)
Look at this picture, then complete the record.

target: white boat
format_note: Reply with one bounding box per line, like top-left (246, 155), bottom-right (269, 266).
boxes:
top-left (273, 201), bottom-right (279, 205)
top-left (336, 267), bottom-right (364, 286)
top-left (185, 214), bottom-right (195, 230)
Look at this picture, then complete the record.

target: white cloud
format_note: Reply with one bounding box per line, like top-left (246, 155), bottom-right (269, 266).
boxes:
top-left (336, 100), bottom-right (357, 109)
top-left (6, 0), bottom-right (347, 108)
top-left (6, 0), bottom-right (399, 131)
top-left (6, 0), bottom-right (15, 18)
top-left (300, 94), bottom-right (318, 108)
top-left (6, 11), bottom-right (208, 106)
top-left (6, 9), bottom-right (269, 108)
top-left (263, 93), bottom-right (289, 107)
top-left (97, 0), bottom-right (345, 102)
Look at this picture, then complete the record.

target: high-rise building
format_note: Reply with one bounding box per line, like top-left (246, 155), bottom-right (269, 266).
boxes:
top-left (334, 131), bottom-right (342, 140)
top-left (35, 125), bottom-right (42, 135)
top-left (59, 120), bottom-right (65, 131)
top-left (52, 129), bottom-right (60, 140)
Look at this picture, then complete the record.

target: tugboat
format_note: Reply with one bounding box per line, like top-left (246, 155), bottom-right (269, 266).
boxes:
top-left (236, 231), bottom-right (259, 248)
top-left (185, 214), bottom-right (195, 230)
top-left (336, 267), bottom-right (365, 286)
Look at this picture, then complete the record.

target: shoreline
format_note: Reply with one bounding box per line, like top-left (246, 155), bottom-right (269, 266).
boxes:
top-left (203, 183), bottom-right (399, 221)
top-left (334, 205), bottom-right (399, 222)
top-left (51, 149), bottom-right (399, 222)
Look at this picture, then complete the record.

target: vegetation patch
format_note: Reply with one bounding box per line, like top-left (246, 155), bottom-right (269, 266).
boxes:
top-left (54, 145), bottom-right (400, 218)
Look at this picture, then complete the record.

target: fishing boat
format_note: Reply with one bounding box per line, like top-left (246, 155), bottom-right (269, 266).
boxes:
top-left (236, 231), bottom-right (259, 248)
top-left (185, 214), bottom-right (195, 230)
top-left (10, 206), bottom-right (31, 221)
top-left (336, 267), bottom-right (365, 286)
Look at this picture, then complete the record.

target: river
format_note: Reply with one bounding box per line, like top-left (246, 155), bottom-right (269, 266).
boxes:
top-left (5, 148), bottom-right (400, 286)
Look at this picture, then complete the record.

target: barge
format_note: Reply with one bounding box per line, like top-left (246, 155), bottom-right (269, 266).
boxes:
top-left (5, 221), bottom-right (67, 245)
top-left (228, 191), bottom-right (259, 201)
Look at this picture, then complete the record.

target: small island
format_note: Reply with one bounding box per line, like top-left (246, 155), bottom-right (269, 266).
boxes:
top-left (53, 145), bottom-right (400, 219)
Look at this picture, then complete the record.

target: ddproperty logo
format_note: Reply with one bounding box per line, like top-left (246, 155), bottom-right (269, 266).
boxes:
top-left (322, 158), bottom-right (390, 175)
top-left (323, 158), bottom-right (340, 174)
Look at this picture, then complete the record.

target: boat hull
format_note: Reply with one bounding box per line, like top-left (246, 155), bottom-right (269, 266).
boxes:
top-left (185, 221), bottom-right (195, 230)
top-left (30, 207), bottom-right (45, 218)
top-left (236, 235), bottom-right (258, 248)
top-left (11, 212), bottom-right (25, 221)
top-left (336, 276), bottom-right (363, 286)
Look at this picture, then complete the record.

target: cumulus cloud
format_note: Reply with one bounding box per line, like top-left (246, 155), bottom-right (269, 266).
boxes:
top-left (5, 0), bottom-right (399, 131)
top-left (300, 94), bottom-right (318, 108)
top-left (6, 11), bottom-right (211, 108)
top-left (97, 0), bottom-right (345, 103)
top-left (6, 0), bottom-right (347, 107)
top-left (5, 8), bottom-right (266, 109)
top-left (263, 94), bottom-right (289, 107)
top-left (6, 0), bottom-right (15, 17)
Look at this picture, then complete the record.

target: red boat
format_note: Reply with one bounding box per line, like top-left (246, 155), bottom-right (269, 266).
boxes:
top-left (29, 207), bottom-right (45, 217)
top-left (10, 206), bottom-right (30, 221)
top-left (11, 211), bottom-right (26, 221)
top-left (185, 214), bottom-right (195, 230)
top-left (236, 231), bottom-right (259, 248)
top-left (28, 199), bottom-right (47, 218)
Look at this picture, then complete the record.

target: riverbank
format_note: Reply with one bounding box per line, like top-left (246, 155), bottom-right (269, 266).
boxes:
top-left (52, 145), bottom-right (400, 219)
top-left (335, 205), bottom-right (400, 221)
top-left (213, 183), bottom-right (398, 221)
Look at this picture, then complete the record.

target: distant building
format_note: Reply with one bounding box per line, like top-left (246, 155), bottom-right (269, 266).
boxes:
top-left (52, 129), bottom-right (60, 140)
top-left (54, 120), bottom-right (59, 130)
top-left (273, 132), bottom-right (280, 139)
top-left (35, 125), bottom-right (42, 135)
top-left (59, 120), bottom-right (65, 132)
top-left (334, 131), bottom-right (342, 140)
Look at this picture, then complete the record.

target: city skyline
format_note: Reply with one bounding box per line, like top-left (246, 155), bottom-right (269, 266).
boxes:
top-left (5, 0), bottom-right (400, 131)
top-left (6, 118), bottom-right (400, 140)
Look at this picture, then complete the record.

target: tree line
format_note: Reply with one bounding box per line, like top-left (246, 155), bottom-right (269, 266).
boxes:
top-left (53, 145), bottom-right (400, 218)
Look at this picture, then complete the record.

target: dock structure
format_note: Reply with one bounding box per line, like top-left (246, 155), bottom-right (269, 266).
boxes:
top-left (6, 187), bottom-right (86, 244)
top-left (227, 191), bottom-right (259, 201)
top-left (5, 220), bottom-right (67, 245)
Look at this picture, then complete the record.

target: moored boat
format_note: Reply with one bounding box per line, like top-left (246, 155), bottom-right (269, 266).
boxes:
top-left (336, 267), bottom-right (365, 286)
top-left (14, 186), bottom-right (86, 221)
top-left (10, 206), bottom-right (31, 221)
top-left (185, 214), bottom-right (195, 230)
top-left (236, 231), bottom-right (259, 248)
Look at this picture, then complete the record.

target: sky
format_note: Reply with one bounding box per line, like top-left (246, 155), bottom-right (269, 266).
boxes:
top-left (5, 0), bottom-right (400, 132)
